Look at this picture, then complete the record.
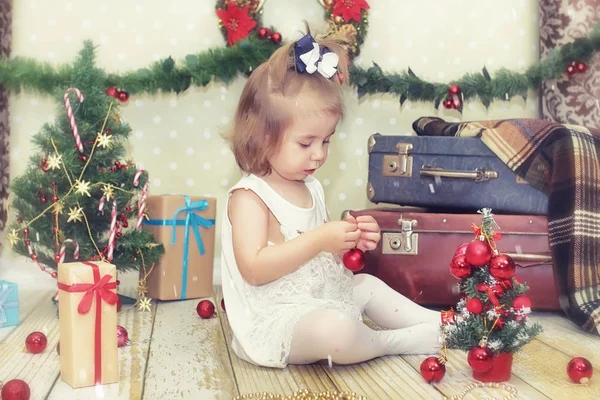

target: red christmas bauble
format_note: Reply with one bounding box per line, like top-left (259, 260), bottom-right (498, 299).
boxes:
top-left (197, 300), bottom-right (215, 319)
top-left (1, 379), bottom-right (31, 400)
top-left (567, 64), bottom-right (576, 75)
top-left (513, 295), bottom-right (531, 310)
top-left (466, 298), bottom-right (483, 314)
top-left (343, 248), bottom-right (366, 271)
top-left (449, 254), bottom-right (472, 279)
top-left (467, 345), bottom-right (494, 372)
top-left (257, 27), bottom-right (270, 39)
top-left (117, 325), bottom-right (128, 347)
top-left (567, 357), bottom-right (593, 384)
top-left (25, 331), bottom-right (47, 354)
top-left (489, 254), bottom-right (516, 280)
top-left (443, 98), bottom-right (454, 109)
top-left (576, 62), bottom-right (587, 73)
top-left (51, 272), bottom-right (58, 279)
top-left (465, 240), bottom-right (492, 267)
top-left (117, 91), bottom-right (129, 102)
top-left (106, 87), bottom-right (118, 98)
top-left (221, 298), bottom-right (226, 312)
top-left (449, 84), bottom-right (461, 95)
top-left (420, 356), bottom-right (446, 383)
top-left (454, 243), bottom-right (469, 257)
top-left (271, 32), bottom-right (282, 44)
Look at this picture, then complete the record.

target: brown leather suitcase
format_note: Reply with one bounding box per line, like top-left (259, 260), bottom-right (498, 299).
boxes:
top-left (346, 208), bottom-right (562, 311)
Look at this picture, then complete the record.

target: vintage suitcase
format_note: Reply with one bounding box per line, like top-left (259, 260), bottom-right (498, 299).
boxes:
top-left (366, 134), bottom-right (548, 215)
top-left (346, 208), bottom-right (561, 311)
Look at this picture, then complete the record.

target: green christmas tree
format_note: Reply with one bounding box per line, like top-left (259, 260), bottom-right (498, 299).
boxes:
top-left (443, 208), bottom-right (542, 376)
top-left (6, 41), bottom-right (163, 278)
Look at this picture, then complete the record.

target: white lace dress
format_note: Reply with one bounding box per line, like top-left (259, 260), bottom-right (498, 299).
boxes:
top-left (220, 174), bottom-right (362, 368)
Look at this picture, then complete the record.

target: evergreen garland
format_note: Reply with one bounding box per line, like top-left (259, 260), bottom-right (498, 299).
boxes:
top-left (0, 23), bottom-right (598, 108)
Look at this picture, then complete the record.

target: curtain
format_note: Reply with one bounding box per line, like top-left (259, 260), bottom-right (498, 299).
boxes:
top-left (0, 0), bottom-right (12, 256)
top-left (539, 0), bottom-right (600, 128)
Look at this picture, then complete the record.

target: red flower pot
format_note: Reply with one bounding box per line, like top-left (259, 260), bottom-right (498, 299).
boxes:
top-left (473, 353), bottom-right (513, 382)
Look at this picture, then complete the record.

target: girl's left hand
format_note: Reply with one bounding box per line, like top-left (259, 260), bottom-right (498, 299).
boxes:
top-left (344, 215), bottom-right (381, 252)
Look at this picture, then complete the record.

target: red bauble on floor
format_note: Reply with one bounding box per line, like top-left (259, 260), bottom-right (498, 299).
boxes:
top-left (117, 325), bottom-right (129, 347)
top-left (1, 379), bottom-right (31, 400)
top-left (25, 331), bottom-right (47, 354)
top-left (419, 356), bottom-right (446, 383)
top-left (343, 248), bottom-right (365, 272)
top-left (567, 357), bottom-right (593, 384)
top-left (197, 300), bottom-right (215, 319)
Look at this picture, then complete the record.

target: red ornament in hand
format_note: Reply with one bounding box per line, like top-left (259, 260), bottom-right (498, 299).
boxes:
top-left (1, 379), bottom-right (31, 400)
top-left (567, 357), bottom-right (593, 384)
top-left (420, 356), bottom-right (446, 383)
top-left (449, 254), bottom-right (472, 279)
top-left (468, 345), bottom-right (494, 372)
top-left (197, 299), bottom-right (215, 319)
top-left (465, 240), bottom-right (492, 267)
top-left (25, 331), bottom-right (47, 354)
top-left (343, 248), bottom-right (365, 272)
top-left (513, 295), bottom-right (531, 311)
top-left (466, 298), bottom-right (483, 314)
top-left (117, 325), bottom-right (129, 347)
top-left (489, 254), bottom-right (516, 280)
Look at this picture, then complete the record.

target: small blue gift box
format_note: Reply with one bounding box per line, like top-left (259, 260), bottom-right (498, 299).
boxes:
top-left (0, 280), bottom-right (19, 328)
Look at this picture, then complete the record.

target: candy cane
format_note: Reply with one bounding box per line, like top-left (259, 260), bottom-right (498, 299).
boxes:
top-left (133, 169), bottom-right (145, 187)
top-left (136, 183), bottom-right (148, 229)
top-left (64, 88), bottom-right (84, 153)
top-left (107, 200), bottom-right (117, 261)
top-left (98, 196), bottom-right (105, 212)
top-left (58, 239), bottom-right (80, 263)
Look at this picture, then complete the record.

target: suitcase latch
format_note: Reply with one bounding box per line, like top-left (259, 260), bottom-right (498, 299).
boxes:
top-left (382, 219), bottom-right (418, 255)
top-left (382, 143), bottom-right (413, 178)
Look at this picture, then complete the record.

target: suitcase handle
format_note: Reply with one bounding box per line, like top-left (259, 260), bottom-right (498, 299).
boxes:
top-left (503, 252), bottom-right (552, 264)
top-left (420, 165), bottom-right (498, 182)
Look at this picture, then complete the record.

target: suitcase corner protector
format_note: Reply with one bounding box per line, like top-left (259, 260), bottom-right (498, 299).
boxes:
top-left (367, 133), bottom-right (379, 153)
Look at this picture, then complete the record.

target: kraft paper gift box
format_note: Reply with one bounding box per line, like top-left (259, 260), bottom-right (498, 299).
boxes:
top-left (57, 261), bottom-right (119, 388)
top-left (0, 280), bottom-right (19, 328)
top-left (143, 195), bottom-right (216, 300)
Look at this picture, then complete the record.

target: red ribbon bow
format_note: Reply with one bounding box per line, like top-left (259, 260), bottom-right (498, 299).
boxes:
top-left (471, 224), bottom-right (502, 241)
top-left (476, 283), bottom-right (504, 306)
top-left (57, 261), bottom-right (118, 384)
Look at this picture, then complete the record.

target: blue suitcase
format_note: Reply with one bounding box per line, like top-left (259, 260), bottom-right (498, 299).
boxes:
top-left (366, 134), bottom-right (548, 215)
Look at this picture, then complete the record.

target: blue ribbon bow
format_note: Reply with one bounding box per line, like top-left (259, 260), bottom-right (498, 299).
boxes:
top-left (144, 196), bottom-right (215, 299)
top-left (294, 34), bottom-right (339, 79)
top-left (0, 283), bottom-right (17, 327)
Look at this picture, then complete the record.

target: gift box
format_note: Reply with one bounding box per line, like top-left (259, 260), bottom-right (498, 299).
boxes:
top-left (57, 261), bottom-right (119, 388)
top-left (0, 280), bottom-right (19, 328)
top-left (143, 195), bottom-right (216, 300)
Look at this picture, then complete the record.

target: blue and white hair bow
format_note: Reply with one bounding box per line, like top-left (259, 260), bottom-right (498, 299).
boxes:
top-left (294, 34), bottom-right (339, 79)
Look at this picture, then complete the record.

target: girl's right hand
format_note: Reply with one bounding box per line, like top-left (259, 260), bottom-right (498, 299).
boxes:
top-left (317, 220), bottom-right (361, 255)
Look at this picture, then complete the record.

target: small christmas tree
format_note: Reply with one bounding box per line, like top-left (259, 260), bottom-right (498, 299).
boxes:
top-left (6, 41), bottom-right (163, 280)
top-left (443, 208), bottom-right (542, 382)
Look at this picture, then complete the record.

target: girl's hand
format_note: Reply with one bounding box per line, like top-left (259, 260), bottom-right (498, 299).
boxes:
top-left (316, 220), bottom-right (361, 255)
top-left (345, 215), bottom-right (381, 252)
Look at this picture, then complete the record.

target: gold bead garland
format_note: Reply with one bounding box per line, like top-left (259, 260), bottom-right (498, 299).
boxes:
top-left (233, 389), bottom-right (366, 400)
top-left (442, 382), bottom-right (518, 400)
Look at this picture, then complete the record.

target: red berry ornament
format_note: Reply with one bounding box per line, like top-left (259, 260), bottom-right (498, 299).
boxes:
top-left (106, 87), bottom-right (118, 98)
top-left (117, 91), bottom-right (129, 102)
top-left (513, 295), bottom-right (532, 311)
top-left (197, 299), bottom-right (215, 319)
top-left (271, 32), bottom-right (282, 44)
top-left (117, 325), bottom-right (128, 347)
top-left (567, 357), bottom-right (593, 384)
top-left (465, 240), bottom-right (492, 267)
top-left (449, 254), bottom-right (472, 279)
top-left (467, 345), bottom-right (494, 372)
top-left (1, 379), bottom-right (31, 400)
top-left (257, 27), bottom-right (271, 39)
top-left (343, 248), bottom-right (365, 272)
top-left (489, 254), bottom-right (516, 280)
top-left (25, 331), bottom-right (47, 354)
top-left (420, 356), bottom-right (446, 383)
top-left (466, 298), bottom-right (483, 314)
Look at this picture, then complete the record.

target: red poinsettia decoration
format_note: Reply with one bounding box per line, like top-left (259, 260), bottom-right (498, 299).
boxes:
top-left (332, 0), bottom-right (370, 23)
top-left (216, 2), bottom-right (257, 46)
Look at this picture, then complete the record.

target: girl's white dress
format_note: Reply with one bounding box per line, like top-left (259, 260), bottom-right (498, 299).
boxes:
top-left (221, 174), bottom-right (362, 368)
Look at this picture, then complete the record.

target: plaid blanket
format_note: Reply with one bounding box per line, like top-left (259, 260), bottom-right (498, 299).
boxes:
top-left (413, 116), bottom-right (600, 336)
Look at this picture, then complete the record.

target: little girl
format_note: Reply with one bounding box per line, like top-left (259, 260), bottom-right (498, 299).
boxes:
top-left (221, 26), bottom-right (441, 369)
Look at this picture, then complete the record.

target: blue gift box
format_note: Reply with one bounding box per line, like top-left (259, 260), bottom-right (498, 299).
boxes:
top-left (0, 280), bottom-right (19, 328)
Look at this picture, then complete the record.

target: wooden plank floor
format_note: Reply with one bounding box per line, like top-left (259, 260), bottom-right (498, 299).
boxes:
top-left (0, 265), bottom-right (599, 399)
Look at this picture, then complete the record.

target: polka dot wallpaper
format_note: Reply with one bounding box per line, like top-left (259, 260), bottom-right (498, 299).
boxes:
top-left (8, 0), bottom-right (541, 256)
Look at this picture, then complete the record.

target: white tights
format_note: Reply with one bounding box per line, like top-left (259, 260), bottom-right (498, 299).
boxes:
top-left (287, 274), bottom-right (442, 365)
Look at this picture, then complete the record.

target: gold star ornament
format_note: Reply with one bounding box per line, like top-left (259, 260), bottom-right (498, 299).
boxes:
top-left (67, 206), bottom-right (84, 223)
top-left (101, 184), bottom-right (114, 201)
top-left (53, 201), bottom-right (64, 215)
top-left (138, 296), bottom-right (152, 312)
top-left (7, 229), bottom-right (19, 248)
top-left (46, 154), bottom-right (62, 170)
top-left (74, 179), bottom-right (92, 197)
top-left (96, 132), bottom-right (113, 149)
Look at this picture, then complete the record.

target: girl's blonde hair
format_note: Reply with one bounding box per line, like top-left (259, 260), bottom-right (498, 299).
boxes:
top-left (225, 23), bottom-right (350, 176)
